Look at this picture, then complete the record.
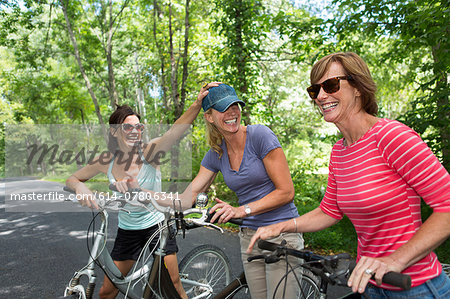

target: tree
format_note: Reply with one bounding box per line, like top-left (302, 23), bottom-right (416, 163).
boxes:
top-left (213, 0), bottom-right (266, 124)
top-left (332, 0), bottom-right (450, 169)
top-left (61, 0), bottom-right (105, 125)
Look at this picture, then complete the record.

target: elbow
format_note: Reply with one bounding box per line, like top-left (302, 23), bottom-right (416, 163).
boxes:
top-left (284, 185), bottom-right (295, 203)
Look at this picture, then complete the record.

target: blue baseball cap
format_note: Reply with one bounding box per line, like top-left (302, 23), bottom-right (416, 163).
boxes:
top-left (202, 84), bottom-right (246, 112)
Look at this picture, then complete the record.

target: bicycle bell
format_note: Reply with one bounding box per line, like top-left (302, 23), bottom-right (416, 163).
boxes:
top-left (196, 192), bottom-right (209, 208)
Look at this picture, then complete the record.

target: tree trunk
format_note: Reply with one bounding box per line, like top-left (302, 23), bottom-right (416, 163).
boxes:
top-left (106, 0), bottom-right (119, 108)
top-left (234, 0), bottom-right (250, 125)
top-left (134, 52), bottom-right (146, 119)
top-left (179, 0), bottom-right (190, 118)
top-left (61, 0), bottom-right (105, 126)
top-left (153, 0), bottom-right (168, 118)
top-left (169, 1), bottom-right (180, 123)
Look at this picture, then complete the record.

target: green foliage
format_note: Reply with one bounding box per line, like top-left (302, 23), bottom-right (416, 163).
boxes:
top-left (303, 213), bottom-right (358, 255)
top-left (0, 0), bottom-right (448, 261)
top-left (332, 0), bottom-right (450, 169)
top-left (421, 202), bottom-right (450, 263)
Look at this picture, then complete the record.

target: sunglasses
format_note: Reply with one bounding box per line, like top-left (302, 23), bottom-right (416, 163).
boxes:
top-left (307, 76), bottom-right (353, 99)
top-left (121, 123), bottom-right (145, 132)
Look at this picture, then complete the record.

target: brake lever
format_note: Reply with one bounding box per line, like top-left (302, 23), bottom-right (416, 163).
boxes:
top-left (188, 210), bottom-right (224, 233)
top-left (190, 218), bottom-right (224, 233)
top-left (99, 199), bottom-right (132, 213)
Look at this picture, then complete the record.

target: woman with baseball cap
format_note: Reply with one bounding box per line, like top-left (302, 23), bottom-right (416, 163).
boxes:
top-left (190, 83), bottom-right (304, 298)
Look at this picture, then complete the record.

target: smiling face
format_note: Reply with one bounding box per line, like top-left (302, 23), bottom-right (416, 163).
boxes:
top-left (116, 115), bottom-right (142, 148)
top-left (205, 103), bottom-right (241, 135)
top-left (314, 62), bottom-right (361, 125)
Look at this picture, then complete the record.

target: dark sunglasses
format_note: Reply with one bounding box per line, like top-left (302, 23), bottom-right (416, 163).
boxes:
top-left (121, 123), bottom-right (145, 132)
top-left (307, 76), bottom-right (353, 99)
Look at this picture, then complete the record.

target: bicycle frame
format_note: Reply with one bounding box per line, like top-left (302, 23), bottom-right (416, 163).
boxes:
top-left (213, 271), bottom-right (247, 299)
top-left (64, 210), bottom-right (179, 299)
top-left (64, 190), bottom-right (232, 299)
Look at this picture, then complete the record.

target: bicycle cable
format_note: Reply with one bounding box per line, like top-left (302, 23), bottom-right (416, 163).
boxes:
top-left (124, 222), bottom-right (167, 298)
top-left (272, 251), bottom-right (306, 299)
top-left (86, 209), bottom-right (107, 270)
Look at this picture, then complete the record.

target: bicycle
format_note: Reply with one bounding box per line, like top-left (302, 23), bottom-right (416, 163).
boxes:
top-left (61, 187), bottom-right (242, 299)
top-left (244, 239), bottom-right (412, 299)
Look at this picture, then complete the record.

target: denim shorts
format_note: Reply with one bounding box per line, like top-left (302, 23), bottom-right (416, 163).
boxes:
top-left (365, 271), bottom-right (450, 299)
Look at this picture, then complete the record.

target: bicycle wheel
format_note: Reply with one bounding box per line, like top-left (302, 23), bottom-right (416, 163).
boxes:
top-left (296, 274), bottom-right (320, 299)
top-left (273, 271), bottom-right (320, 299)
top-left (179, 244), bottom-right (233, 299)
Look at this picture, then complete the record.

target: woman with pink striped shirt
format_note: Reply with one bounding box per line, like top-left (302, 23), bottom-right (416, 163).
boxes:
top-left (247, 52), bottom-right (450, 298)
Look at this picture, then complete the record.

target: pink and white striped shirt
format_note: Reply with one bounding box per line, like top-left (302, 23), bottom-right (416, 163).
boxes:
top-left (320, 118), bottom-right (450, 289)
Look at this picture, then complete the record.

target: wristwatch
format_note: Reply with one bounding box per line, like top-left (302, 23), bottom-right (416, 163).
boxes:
top-left (244, 204), bottom-right (252, 216)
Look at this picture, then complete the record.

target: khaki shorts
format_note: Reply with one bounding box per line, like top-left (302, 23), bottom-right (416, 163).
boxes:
top-left (240, 227), bottom-right (304, 299)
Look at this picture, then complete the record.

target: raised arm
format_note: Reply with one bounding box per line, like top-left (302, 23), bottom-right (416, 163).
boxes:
top-left (148, 82), bottom-right (222, 156)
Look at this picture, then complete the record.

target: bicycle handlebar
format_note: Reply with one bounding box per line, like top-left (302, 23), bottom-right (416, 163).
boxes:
top-left (63, 185), bottom-right (200, 215)
top-left (107, 184), bottom-right (243, 226)
top-left (205, 208), bottom-right (243, 226)
top-left (346, 260), bottom-right (412, 291)
top-left (63, 185), bottom-right (243, 229)
top-left (255, 240), bottom-right (411, 290)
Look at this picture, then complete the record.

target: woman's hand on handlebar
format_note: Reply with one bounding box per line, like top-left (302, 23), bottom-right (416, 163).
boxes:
top-left (348, 255), bottom-right (405, 293)
top-left (75, 184), bottom-right (99, 210)
top-left (209, 198), bottom-right (243, 224)
top-left (246, 222), bottom-right (285, 253)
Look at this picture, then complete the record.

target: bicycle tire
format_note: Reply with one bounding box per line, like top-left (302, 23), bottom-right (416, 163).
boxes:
top-left (273, 272), bottom-right (320, 299)
top-left (179, 244), bottom-right (233, 299)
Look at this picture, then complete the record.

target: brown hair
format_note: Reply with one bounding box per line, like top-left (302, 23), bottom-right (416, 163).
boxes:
top-left (108, 105), bottom-right (141, 153)
top-left (310, 52), bottom-right (378, 116)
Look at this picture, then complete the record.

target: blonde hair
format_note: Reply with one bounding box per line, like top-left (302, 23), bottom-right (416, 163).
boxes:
top-left (204, 109), bottom-right (224, 158)
top-left (310, 52), bottom-right (378, 116)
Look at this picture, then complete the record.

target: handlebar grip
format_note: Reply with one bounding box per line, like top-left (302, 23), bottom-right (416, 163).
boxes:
top-left (206, 208), bottom-right (244, 226)
top-left (382, 272), bottom-right (411, 290)
top-left (257, 240), bottom-right (279, 252)
top-left (349, 261), bottom-right (411, 290)
top-left (247, 254), bottom-right (265, 262)
top-left (229, 218), bottom-right (243, 225)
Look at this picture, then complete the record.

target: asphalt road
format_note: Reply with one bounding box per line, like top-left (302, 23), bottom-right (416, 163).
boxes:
top-left (0, 178), bottom-right (352, 299)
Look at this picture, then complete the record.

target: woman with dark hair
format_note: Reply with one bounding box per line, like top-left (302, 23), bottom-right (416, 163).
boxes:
top-left (66, 82), bottom-right (220, 299)
top-left (247, 52), bottom-right (450, 298)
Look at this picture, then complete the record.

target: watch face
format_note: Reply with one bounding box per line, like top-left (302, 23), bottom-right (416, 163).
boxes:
top-left (245, 206), bottom-right (251, 215)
